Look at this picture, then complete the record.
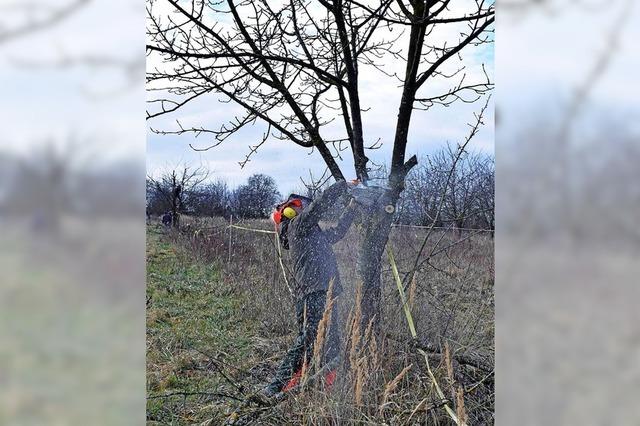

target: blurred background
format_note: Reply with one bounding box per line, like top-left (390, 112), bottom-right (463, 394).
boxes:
top-left (497, 0), bottom-right (640, 424)
top-left (0, 0), bottom-right (145, 424)
top-left (1, 0), bottom-right (638, 424)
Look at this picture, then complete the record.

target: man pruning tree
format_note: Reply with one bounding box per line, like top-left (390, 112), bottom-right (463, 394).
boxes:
top-left (260, 180), bottom-right (359, 398)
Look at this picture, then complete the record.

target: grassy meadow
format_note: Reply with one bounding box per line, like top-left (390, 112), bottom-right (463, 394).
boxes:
top-left (146, 217), bottom-right (494, 425)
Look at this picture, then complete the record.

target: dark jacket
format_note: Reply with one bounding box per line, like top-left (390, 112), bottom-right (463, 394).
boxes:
top-left (282, 181), bottom-right (357, 299)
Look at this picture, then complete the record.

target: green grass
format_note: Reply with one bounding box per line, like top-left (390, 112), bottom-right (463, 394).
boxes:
top-left (146, 227), bottom-right (259, 425)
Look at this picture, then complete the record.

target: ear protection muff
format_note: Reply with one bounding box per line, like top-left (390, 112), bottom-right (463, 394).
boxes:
top-left (272, 198), bottom-right (303, 225)
top-left (282, 206), bottom-right (297, 219)
top-left (271, 210), bottom-right (283, 225)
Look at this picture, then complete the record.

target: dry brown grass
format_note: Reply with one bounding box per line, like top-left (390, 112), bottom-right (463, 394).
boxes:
top-left (457, 386), bottom-right (468, 425)
top-left (379, 363), bottom-right (412, 415)
top-left (311, 279), bottom-right (334, 375)
top-left (347, 281), bottom-right (363, 371)
top-left (154, 216), bottom-right (494, 424)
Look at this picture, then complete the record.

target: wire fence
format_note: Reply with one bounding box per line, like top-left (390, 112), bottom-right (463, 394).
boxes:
top-left (168, 215), bottom-right (494, 304)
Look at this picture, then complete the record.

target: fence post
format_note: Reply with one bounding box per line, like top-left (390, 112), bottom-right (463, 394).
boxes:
top-left (227, 214), bottom-right (233, 265)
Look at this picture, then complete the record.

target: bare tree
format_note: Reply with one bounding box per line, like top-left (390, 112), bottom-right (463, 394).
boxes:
top-left (147, 0), bottom-right (494, 329)
top-left (400, 147), bottom-right (494, 232)
top-left (191, 179), bottom-right (231, 218)
top-left (472, 154), bottom-right (494, 233)
top-left (0, 0), bottom-right (89, 45)
top-left (402, 156), bottom-right (446, 226)
top-left (232, 174), bottom-right (281, 219)
top-left (2, 138), bottom-right (95, 235)
top-left (147, 165), bottom-right (209, 228)
top-left (16, 144), bottom-right (68, 235)
top-left (434, 147), bottom-right (491, 235)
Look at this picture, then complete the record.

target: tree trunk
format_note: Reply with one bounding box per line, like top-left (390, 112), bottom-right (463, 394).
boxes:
top-left (171, 197), bottom-right (180, 229)
top-left (455, 218), bottom-right (464, 238)
top-left (355, 189), bottom-right (400, 334)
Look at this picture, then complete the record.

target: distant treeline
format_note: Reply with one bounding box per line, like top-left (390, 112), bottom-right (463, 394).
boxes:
top-left (147, 147), bottom-right (494, 232)
top-left (396, 148), bottom-right (494, 231)
top-left (0, 150), bottom-right (143, 219)
top-left (146, 172), bottom-right (281, 220)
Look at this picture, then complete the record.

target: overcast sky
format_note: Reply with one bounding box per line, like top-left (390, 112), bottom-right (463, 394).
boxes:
top-left (145, 2), bottom-right (495, 193)
top-left (3, 0), bottom-right (636, 194)
top-left (498, 1), bottom-right (639, 139)
top-left (0, 0), bottom-right (144, 165)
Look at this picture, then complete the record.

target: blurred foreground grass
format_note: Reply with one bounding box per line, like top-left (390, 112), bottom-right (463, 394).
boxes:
top-left (0, 227), bottom-right (143, 425)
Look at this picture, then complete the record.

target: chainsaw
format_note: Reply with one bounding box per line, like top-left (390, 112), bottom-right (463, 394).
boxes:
top-left (347, 182), bottom-right (395, 214)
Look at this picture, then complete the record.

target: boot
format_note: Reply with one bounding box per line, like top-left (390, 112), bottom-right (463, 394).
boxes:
top-left (324, 369), bottom-right (337, 390)
top-left (282, 368), bottom-right (302, 392)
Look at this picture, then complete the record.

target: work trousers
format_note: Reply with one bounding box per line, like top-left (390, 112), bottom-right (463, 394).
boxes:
top-left (270, 290), bottom-right (340, 392)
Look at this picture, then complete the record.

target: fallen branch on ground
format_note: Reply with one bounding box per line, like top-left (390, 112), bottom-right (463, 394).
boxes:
top-left (410, 339), bottom-right (493, 374)
top-left (384, 333), bottom-right (493, 375)
top-left (148, 391), bottom-right (243, 401)
top-left (225, 357), bottom-right (341, 425)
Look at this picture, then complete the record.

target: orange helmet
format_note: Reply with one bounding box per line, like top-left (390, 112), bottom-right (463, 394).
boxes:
top-left (272, 198), bottom-right (303, 225)
top-left (271, 194), bottom-right (311, 225)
